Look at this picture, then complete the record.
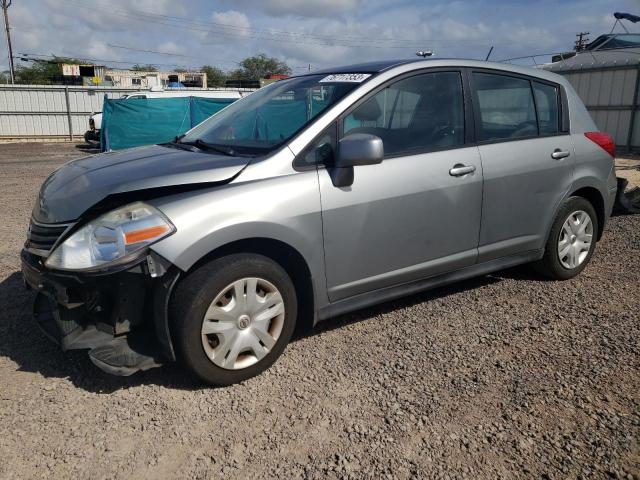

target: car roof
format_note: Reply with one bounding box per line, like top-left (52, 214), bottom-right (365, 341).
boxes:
top-left (299, 58), bottom-right (567, 85)
top-left (308, 59), bottom-right (428, 75)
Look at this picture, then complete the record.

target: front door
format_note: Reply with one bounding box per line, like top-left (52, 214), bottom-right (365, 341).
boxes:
top-left (318, 70), bottom-right (483, 301)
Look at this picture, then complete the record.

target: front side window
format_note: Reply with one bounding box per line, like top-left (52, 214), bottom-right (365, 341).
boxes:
top-left (182, 74), bottom-right (361, 154)
top-left (473, 73), bottom-right (537, 141)
top-left (343, 71), bottom-right (465, 156)
top-left (533, 82), bottom-right (560, 135)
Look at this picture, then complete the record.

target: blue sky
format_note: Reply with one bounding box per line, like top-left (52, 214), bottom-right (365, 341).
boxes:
top-left (2, 0), bottom-right (639, 74)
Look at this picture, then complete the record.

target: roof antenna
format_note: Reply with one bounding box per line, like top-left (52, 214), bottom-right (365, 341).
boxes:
top-left (416, 50), bottom-right (433, 58)
top-left (485, 46), bottom-right (494, 61)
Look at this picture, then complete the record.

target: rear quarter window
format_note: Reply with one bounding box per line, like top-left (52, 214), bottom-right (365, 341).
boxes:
top-left (533, 82), bottom-right (560, 135)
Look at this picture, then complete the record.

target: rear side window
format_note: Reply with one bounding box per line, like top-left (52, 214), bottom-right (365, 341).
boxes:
top-left (473, 73), bottom-right (537, 141)
top-left (343, 71), bottom-right (465, 156)
top-left (533, 82), bottom-right (560, 135)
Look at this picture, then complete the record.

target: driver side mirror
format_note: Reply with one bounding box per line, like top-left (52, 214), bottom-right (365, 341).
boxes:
top-left (336, 133), bottom-right (384, 167)
top-left (330, 133), bottom-right (384, 188)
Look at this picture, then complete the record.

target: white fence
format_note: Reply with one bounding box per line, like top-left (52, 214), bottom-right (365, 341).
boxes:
top-left (0, 85), bottom-right (143, 140)
top-left (0, 85), bottom-right (249, 141)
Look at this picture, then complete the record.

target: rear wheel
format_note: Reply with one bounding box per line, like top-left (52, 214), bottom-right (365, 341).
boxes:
top-left (534, 196), bottom-right (598, 280)
top-left (170, 253), bottom-right (297, 386)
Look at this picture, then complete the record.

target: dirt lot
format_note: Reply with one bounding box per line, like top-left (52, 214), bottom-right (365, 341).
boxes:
top-left (0, 142), bottom-right (638, 479)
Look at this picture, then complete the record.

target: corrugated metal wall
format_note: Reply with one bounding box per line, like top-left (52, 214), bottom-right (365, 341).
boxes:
top-left (557, 66), bottom-right (640, 151)
top-left (0, 85), bottom-right (141, 139)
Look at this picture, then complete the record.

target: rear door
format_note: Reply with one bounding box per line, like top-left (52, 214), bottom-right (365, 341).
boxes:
top-left (316, 70), bottom-right (483, 301)
top-left (470, 71), bottom-right (575, 262)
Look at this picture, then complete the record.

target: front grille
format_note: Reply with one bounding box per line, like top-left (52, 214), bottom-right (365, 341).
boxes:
top-left (26, 220), bottom-right (73, 255)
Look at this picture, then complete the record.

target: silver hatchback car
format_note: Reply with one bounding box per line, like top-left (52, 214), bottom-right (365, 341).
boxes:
top-left (22, 59), bottom-right (617, 385)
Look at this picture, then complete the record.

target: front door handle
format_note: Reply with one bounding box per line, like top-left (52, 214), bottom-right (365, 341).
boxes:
top-left (449, 164), bottom-right (476, 177)
top-left (551, 149), bottom-right (570, 160)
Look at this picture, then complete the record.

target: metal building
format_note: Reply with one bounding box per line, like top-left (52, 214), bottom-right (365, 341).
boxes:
top-left (541, 35), bottom-right (640, 152)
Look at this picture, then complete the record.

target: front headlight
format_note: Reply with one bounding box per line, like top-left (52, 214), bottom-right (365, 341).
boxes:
top-left (45, 202), bottom-right (175, 271)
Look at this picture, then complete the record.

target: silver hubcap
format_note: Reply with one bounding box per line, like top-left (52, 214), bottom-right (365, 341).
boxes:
top-left (558, 210), bottom-right (593, 269)
top-left (201, 277), bottom-right (285, 370)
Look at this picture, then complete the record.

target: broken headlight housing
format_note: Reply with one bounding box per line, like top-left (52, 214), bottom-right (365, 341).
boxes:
top-left (45, 202), bottom-right (175, 271)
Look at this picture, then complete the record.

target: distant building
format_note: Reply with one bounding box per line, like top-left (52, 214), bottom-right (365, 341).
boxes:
top-left (541, 33), bottom-right (640, 152)
top-left (103, 70), bottom-right (207, 88)
top-left (260, 74), bottom-right (290, 87)
top-left (57, 64), bottom-right (207, 88)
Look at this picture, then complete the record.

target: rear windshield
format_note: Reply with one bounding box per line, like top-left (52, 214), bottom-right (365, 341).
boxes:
top-left (182, 74), bottom-right (364, 153)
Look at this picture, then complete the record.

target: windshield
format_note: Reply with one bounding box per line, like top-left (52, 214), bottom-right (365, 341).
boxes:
top-left (181, 74), bottom-right (363, 153)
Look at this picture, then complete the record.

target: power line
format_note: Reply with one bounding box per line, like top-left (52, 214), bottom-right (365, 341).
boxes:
top-left (16, 52), bottom-right (196, 69)
top-left (108, 44), bottom-right (193, 58)
top-left (16, 51), bottom-right (315, 73)
top-left (100, 45), bottom-right (312, 70)
top-left (107, 44), bottom-right (243, 66)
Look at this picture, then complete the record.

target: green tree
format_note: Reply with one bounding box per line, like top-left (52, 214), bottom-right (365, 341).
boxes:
top-left (14, 57), bottom-right (92, 84)
top-left (131, 64), bottom-right (158, 72)
top-left (0, 70), bottom-right (10, 84)
top-left (200, 65), bottom-right (227, 87)
top-left (235, 54), bottom-right (291, 80)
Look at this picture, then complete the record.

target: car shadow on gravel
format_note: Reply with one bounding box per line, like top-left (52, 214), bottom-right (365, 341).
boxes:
top-left (297, 273), bottom-right (507, 339)
top-left (1, 265), bottom-right (540, 393)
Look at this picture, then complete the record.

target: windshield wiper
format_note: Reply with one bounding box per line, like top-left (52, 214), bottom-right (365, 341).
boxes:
top-left (161, 134), bottom-right (194, 150)
top-left (168, 137), bottom-right (236, 156)
top-left (193, 139), bottom-right (236, 156)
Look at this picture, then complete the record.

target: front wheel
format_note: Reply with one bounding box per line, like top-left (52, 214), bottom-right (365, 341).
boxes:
top-left (534, 196), bottom-right (598, 280)
top-left (170, 253), bottom-right (297, 386)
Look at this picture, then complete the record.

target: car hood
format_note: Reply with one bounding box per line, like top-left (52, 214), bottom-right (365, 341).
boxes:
top-left (33, 144), bottom-right (250, 223)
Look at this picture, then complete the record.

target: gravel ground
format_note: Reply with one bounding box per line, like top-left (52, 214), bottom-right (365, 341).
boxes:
top-left (0, 142), bottom-right (638, 479)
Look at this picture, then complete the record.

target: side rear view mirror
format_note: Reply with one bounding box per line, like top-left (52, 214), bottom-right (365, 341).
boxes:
top-left (336, 133), bottom-right (384, 168)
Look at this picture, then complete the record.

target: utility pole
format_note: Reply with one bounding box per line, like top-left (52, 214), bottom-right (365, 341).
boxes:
top-left (574, 32), bottom-right (590, 52)
top-left (2, 0), bottom-right (14, 84)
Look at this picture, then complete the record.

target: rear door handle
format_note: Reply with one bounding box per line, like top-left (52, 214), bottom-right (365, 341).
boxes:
top-left (449, 164), bottom-right (476, 177)
top-left (551, 149), bottom-right (570, 160)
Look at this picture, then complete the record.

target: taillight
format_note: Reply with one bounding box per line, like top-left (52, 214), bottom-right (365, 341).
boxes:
top-left (585, 132), bottom-right (615, 157)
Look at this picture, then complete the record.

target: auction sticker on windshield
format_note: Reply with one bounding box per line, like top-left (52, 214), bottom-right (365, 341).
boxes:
top-left (319, 73), bottom-right (371, 83)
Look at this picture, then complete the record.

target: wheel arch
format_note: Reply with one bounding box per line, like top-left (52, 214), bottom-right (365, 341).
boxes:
top-left (183, 237), bottom-right (316, 335)
top-left (568, 186), bottom-right (605, 241)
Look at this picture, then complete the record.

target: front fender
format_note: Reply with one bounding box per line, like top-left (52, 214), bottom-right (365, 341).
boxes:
top-left (147, 169), bottom-right (328, 306)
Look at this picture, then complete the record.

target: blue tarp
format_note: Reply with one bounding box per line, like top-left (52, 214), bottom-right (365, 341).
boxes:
top-left (101, 96), bottom-right (237, 151)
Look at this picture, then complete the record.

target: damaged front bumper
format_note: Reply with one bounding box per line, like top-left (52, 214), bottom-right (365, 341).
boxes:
top-left (21, 249), bottom-right (180, 376)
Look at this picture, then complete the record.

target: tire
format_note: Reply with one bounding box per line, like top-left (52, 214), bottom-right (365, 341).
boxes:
top-left (170, 253), bottom-right (297, 386)
top-left (83, 130), bottom-right (99, 144)
top-left (534, 196), bottom-right (599, 280)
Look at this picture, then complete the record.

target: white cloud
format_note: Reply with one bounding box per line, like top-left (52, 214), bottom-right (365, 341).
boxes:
top-left (156, 42), bottom-right (186, 55)
top-left (208, 10), bottom-right (252, 42)
top-left (223, 0), bottom-right (360, 18)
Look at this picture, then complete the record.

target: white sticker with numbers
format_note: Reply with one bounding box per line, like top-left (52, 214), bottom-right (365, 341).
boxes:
top-left (319, 73), bottom-right (371, 83)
